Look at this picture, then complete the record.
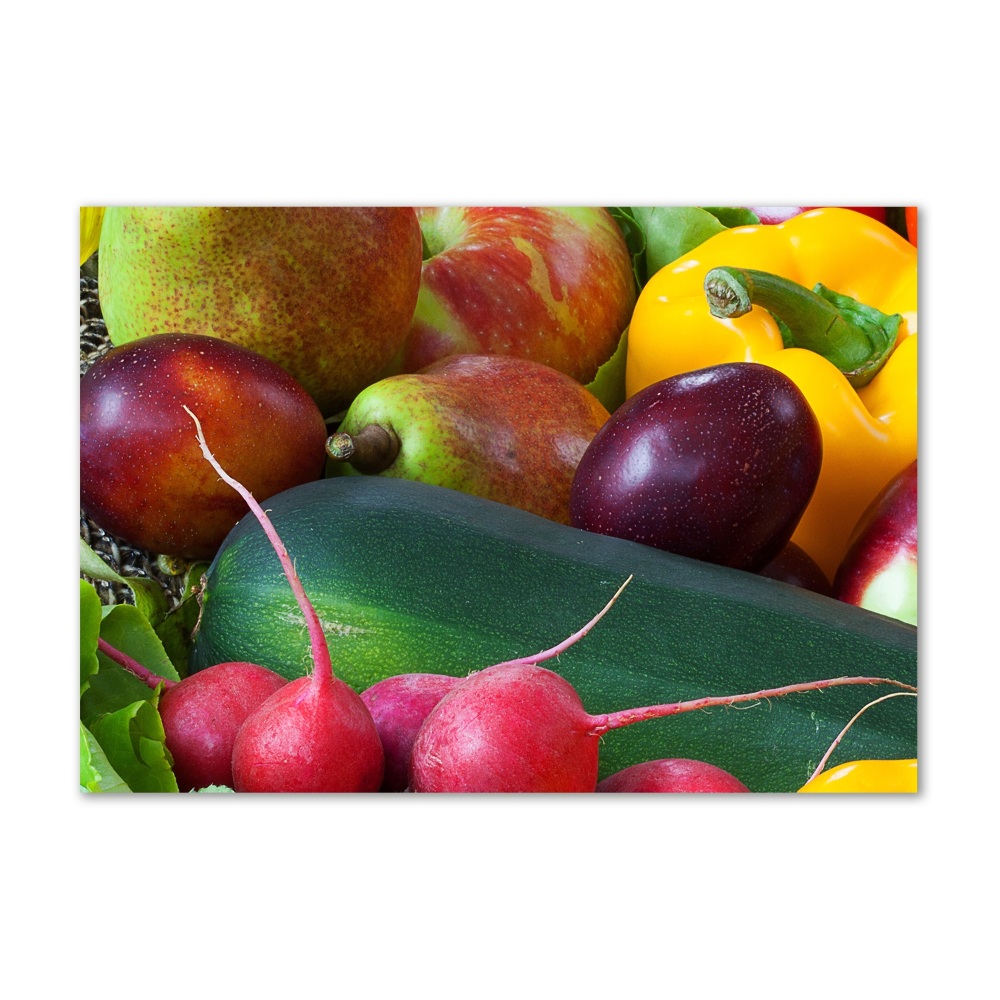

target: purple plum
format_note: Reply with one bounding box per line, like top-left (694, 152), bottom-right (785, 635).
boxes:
top-left (759, 541), bottom-right (832, 596)
top-left (569, 362), bottom-right (822, 571)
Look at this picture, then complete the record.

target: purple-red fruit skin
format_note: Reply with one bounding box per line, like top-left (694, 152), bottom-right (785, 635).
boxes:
top-left (80, 333), bottom-right (328, 559)
top-left (759, 541), bottom-right (832, 596)
top-left (834, 460), bottom-right (917, 625)
top-left (361, 674), bottom-right (463, 792)
top-left (159, 662), bottom-right (287, 792)
top-left (231, 677), bottom-right (385, 793)
top-left (596, 758), bottom-right (750, 793)
top-left (409, 664), bottom-right (600, 793)
top-left (569, 362), bottom-right (823, 572)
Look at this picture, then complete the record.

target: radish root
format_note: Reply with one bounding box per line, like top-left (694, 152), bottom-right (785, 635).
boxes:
top-left (589, 676), bottom-right (918, 736)
top-left (493, 574), bottom-right (633, 669)
top-left (185, 405), bottom-right (334, 688)
top-left (808, 690), bottom-right (919, 780)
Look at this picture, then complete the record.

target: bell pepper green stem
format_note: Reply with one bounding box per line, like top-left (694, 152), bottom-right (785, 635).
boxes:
top-left (704, 266), bottom-right (902, 388)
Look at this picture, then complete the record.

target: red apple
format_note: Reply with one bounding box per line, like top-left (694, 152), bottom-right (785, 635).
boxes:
top-left (833, 460), bottom-right (917, 625)
top-left (394, 207), bottom-right (636, 382)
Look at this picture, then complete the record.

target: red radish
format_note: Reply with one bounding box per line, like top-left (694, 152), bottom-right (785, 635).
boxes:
top-left (408, 581), bottom-right (918, 793)
top-left (596, 758), bottom-right (750, 793)
top-left (96, 637), bottom-right (287, 792)
top-left (185, 407), bottom-right (385, 793)
top-left (232, 677), bottom-right (384, 792)
top-left (361, 673), bottom-right (463, 792)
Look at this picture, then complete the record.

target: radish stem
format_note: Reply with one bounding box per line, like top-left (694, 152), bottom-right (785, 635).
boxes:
top-left (185, 405), bottom-right (333, 691)
top-left (96, 637), bottom-right (176, 690)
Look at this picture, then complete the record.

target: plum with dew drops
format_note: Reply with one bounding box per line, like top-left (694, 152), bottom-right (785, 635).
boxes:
top-left (569, 362), bottom-right (823, 572)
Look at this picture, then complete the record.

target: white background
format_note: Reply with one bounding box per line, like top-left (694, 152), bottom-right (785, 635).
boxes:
top-left (6, 2), bottom-right (994, 996)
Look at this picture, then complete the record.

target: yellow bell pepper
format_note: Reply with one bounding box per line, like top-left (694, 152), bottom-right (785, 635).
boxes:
top-left (798, 758), bottom-right (917, 793)
top-left (80, 206), bottom-right (105, 266)
top-left (626, 208), bottom-right (917, 581)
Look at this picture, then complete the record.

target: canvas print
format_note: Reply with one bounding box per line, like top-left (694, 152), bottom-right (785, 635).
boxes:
top-left (79, 206), bottom-right (918, 794)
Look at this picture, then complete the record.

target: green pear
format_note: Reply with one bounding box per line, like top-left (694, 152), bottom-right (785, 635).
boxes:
top-left (326, 354), bottom-right (611, 524)
top-left (98, 207), bottom-right (423, 416)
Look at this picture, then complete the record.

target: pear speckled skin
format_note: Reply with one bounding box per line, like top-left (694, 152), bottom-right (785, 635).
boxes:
top-left (334, 354), bottom-right (611, 524)
top-left (98, 207), bottom-right (423, 416)
top-left (80, 333), bottom-right (328, 560)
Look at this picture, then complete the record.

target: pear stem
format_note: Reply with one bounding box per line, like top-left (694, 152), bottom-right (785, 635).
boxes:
top-left (326, 423), bottom-right (400, 474)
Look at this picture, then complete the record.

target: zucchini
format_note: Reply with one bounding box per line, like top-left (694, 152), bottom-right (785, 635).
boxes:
top-left (190, 476), bottom-right (917, 791)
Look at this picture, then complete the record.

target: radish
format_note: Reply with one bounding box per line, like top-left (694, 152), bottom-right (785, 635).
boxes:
top-left (185, 407), bottom-right (385, 793)
top-left (360, 673), bottom-right (463, 792)
top-left (408, 581), bottom-right (919, 793)
top-left (95, 638), bottom-right (286, 793)
top-left (596, 758), bottom-right (750, 793)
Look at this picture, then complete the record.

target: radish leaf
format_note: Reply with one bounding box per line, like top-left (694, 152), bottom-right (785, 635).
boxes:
top-left (88, 700), bottom-right (178, 793)
top-left (80, 723), bottom-right (130, 793)
top-left (80, 537), bottom-right (168, 625)
top-left (81, 580), bottom-right (102, 693)
top-left (81, 605), bottom-right (180, 726)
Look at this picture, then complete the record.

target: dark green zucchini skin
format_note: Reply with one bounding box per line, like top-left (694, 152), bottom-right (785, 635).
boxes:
top-left (190, 477), bottom-right (917, 791)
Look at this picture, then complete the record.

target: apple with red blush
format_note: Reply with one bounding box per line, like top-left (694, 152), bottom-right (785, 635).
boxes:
top-left (391, 207), bottom-right (636, 382)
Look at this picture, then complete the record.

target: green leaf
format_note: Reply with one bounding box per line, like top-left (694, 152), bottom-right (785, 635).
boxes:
top-left (607, 207), bottom-right (647, 289)
top-left (584, 326), bottom-right (629, 414)
top-left (191, 785), bottom-right (235, 793)
top-left (80, 536), bottom-right (120, 582)
top-left (702, 206), bottom-right (760, 228)
top-left (81, 605), bottom-right (181, 727)
top-left (635, 206), bottom-right (728, 277)
top-left (610, 207), bottom-right (760, 290)
top-left (80, 723), bottom-right (131, 792)
top-left (155, 561), bottom-right (208, 676)
top-left (80, 537), bottom-right (169, 625)
top-left (80, 580), bottom-right (102, 694)
top-left (101, 604), bottom-right (180, 682)
top-left (89, 700), bottom-right (178, 793)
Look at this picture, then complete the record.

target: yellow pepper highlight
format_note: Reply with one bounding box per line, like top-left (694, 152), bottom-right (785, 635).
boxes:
top-left (798, 758), bottom-right (917, 793)
top-left (626, 208), bottom-right (917, 580)
top-left (80, 206), bottom-right (105, 267)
